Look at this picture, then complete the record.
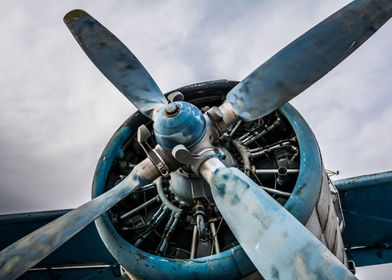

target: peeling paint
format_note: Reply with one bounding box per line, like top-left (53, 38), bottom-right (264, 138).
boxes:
top-left (207, 165), bottom-right (357, 279)
top-left (64, 9), bottom-right (167, 120)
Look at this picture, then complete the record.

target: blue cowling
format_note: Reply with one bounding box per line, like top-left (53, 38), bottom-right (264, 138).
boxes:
top-left (153, 101), bottom-right (207, 150)
top-left (92, 80), bottom-right (323, 280)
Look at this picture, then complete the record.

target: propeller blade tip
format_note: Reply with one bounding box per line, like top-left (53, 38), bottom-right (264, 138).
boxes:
top-left (64, 9), bottom-right (88, 25)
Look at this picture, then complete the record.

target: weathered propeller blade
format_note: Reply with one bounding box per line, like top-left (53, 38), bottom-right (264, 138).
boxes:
top-left (226, 0), bottom-right (392, 121)
top-left (64, 9), bottom-right (167, 119)
top-left (0, 159), bottom-right (159, 280)
top-left (200, 158), bottom-right (357, 279)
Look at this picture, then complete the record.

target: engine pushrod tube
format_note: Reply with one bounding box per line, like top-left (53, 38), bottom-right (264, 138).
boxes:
top-left (134, 207), bottom-right (169, 247)
top-left (155, 213), bottom-right (174, 252)
top-left (158, 215), bottom-right (180, 253)
top-left (210, 222), bottom-right (221, 254)
top-left (250, 142), bottom-right (294, 158)
top-left (248, 137), bottom-right (296, 153)
top-left (190, 225), bottom-right (198, 259)
top-left (120, 195), bottom-right (159, 220)
top-left (261, 186), bottom-right (291, 198)
top-left (242, 118), bottom-right (281, 146)
top-left (229, 120), bottom-right (242, 137)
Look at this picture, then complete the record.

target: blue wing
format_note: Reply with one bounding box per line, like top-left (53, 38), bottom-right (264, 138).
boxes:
top-left (335, 171), bottom-right (392, 267)
top-left (0, 209), bottom-right (120, 279)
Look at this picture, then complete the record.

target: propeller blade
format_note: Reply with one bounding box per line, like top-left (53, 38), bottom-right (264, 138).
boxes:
top-left (64, 9), bottom-right (167, 119)
top-left (200, 158), bottom-right (357, 279)
top-left (0, 158), bottom-right (159, 280)
top-left (226, 0), bottom-right (392, 121)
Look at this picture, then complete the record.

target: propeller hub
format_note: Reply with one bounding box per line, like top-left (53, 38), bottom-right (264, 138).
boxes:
top-left (154, 102), bottom-right (206, 150)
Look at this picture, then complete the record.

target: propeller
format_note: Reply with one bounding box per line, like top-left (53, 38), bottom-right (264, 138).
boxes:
top-left (1, 0), bottom-right (390, 279)
top-left (64, 9), bottom-right (167, 120)
top-left (200, 158), bottom-right (356, 279)
top-left (0, 159), bottom-right (160, 280)
top-left (226, 0), bottom-right (392, 121)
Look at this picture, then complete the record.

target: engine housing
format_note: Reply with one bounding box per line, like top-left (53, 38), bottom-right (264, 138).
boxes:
top-left (92, 80), bottom-right (347, 280)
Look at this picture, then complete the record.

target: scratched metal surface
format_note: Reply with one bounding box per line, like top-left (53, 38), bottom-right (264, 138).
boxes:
top-left (64, 10), bottom-right (167, 119)
top-left (204, 159), bottom-right (356, 280)
top-left (226, 0), bottom-right (392, 121)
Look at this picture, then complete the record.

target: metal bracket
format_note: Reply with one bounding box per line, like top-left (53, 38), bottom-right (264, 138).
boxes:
top-left (137, 125), bottom-right (170, 178)
top-left (167, 91), bottom-right (184, 103)
top-left (172, 144), bottom-right (222, 175)
top-left (206, 106), bottom-right (225, 136)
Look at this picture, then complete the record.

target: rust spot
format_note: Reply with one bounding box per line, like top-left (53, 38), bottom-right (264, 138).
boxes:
top-left (136, 251), bottom-right (147, 261)
top-left (295, 183), bottom-right (306, 196)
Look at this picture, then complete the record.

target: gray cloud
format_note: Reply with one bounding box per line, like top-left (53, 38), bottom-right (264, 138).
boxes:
top-left (0, 1), bottom-right (391, 277)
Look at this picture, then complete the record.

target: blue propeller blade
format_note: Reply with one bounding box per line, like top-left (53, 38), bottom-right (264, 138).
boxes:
top-left (64, 9), bottom-right (167, 119)
top-left (0, 159), bottom-right (159, 280)
top-left (226, 0), bottom-right (392, 121)
top-left (201, 158), bottom-right (357, 279)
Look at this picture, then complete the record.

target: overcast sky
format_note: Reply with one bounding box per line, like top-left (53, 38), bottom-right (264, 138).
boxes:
top-left (0, 1), bottom-right (390, 278)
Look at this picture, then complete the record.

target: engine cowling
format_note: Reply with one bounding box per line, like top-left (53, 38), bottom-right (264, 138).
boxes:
top-left (92, 80), bottom-right (347, 280)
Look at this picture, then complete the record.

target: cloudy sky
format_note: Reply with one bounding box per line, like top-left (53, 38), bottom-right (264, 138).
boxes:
top-left (0, 1), bottom-right (390, 278)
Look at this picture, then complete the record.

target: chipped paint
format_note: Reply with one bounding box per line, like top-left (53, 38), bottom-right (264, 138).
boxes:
top-left (203, 159), bottom-right (357, 279)
top-left (64, 9), bottom-right (167, 120)
top-left (281, 103), bottom-right (322, 224)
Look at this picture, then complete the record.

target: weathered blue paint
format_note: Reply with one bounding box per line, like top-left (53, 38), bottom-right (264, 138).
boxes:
top-left (347, 244), bottom-right (392, 267)
top-left (22, 266), bottom-right (121, 280)
top-left (94, 126), bottom-right (131, 190)
top-left (281, 103), bottom-right (322, 224)
top-left (204, 159), bottom-right (356, 280)
top-left (92, 83), bottom-right (324, 279)
top-left (0, 210), bottom-right (120, 279)
top-left (93, 95), bottom-right (257, 280)
top-left (64, 10), bottom-right (167, 119)
top-left (97, 213), bottom-right (256, 280)
top-left (153, 102), bottom-right (207, 150)
top-left (3, 0), bottom-right (390, 276)
top-left (0, 210), bottom-right (116, 267)
top-left (334, 171), bottom-right (392, 247)
top-left (227, 0), bottom-right (392, 121)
